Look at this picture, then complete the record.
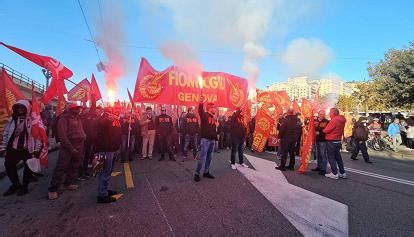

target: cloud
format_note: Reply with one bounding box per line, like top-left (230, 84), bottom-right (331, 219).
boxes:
top-left (279, 38), bottom-right (333, 77)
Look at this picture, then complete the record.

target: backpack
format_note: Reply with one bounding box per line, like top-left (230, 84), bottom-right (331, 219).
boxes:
top-left (354, 125), bottom-right (369, 141)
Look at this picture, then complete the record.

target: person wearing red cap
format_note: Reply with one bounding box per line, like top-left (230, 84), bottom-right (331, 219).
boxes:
top-left (48, 102), bottom-right (86, 200)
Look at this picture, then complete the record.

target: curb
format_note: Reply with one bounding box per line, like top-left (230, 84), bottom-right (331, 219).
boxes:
top-left (0, 145), bottom-right (59, 179)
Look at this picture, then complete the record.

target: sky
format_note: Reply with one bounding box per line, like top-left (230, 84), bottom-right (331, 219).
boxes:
top-left (0, 0), bottom-right (413, 101)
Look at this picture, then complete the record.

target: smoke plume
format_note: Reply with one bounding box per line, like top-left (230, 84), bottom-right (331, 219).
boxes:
top-left (159, 41), bottom-right (202, 78)
top-left (147, 0), bottom-right (319, 91)
top-left (279, 38), bottom-right (333, 77)
top-left (95, 0), bottom-right (127, 99)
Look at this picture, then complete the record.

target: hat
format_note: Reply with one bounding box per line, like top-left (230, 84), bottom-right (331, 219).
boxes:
top-left (66, 101), bottom-right (81, 109)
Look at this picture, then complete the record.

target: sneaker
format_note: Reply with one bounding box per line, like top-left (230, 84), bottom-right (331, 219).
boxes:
top-left (97, 195), bottom-right (116, 203)
top-left (350, 157), bottom-right (358, 161)
top-left (148, 156), bottom-right (153, 160)
top-left (318, 170), bottom-right (326, 175)
top-left (194, 175), bottom-right (200, 182)
top-left (231, 164), bottom-right (237, 170)
top-left (17, 186), bottom-right (28, 196)
top-left (48, 191), bottom-right (59, 200)
top-left (63, 184), bottom-right (79, 190)
top-left (325, 173), bottom-right (339, 179)
top-left (140, 156), bottom-right (146, 160)
top-left (239, 163), bottom-right (249, 168)
top-left (108, 190), bottom-right (118, 196)
top-left (3, 185), bottom-right (21, 196)
top-left (77, 176), bottom-right (89, 181)
top-left (203, 173), bottom-right (215, 179)
top-left (275, 166), bottom-right (286, 171)
top-left (365, 160), bottom-right (373, 164)
top-left (339, 173), bottom-right (347, 179)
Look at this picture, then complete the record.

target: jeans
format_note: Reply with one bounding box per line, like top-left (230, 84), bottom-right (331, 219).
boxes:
top-left (351, 140), bottom-right (370, 161)
top-left (49, 144), bottom-right (83, 192)
top-left (183, 134), bottom-right (198, 158)
top-left (231, 137), bottom-right (244, 164)
top-left (97, 152), bottom-right (115, 197)
top-left (158, 133), bottom-right (173, 158)
top-left (280, 139), bottom-right (296, 168)
top-left (392, 134), bottom-right (402, 151)
top-left (121, 134), bottom-right (135, 161)
top-left (314, 141), bottom-right (328, 171)
top-left (142, 130), bottom-right (155, 158)
top-left (326, 141), bottom-right (345, 175)
top-left (4, 149), bottom-right (31, 187)
top-left (195, 138), bottom-right (215, 175)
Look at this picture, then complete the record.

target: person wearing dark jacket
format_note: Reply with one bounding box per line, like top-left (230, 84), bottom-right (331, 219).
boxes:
top-left (94, 110), bottom-right (122, 203)
top-left (276, 109), bottom-right (302, 171)
top-left (194, 96), bottom-right (217, 182)
top-left (182, 107), bottom-right (199, 161)
top-left (48, 102), bottom-right (86, 200)
top-left (79, 108), bottom-right (99, 180)
top-left (176, 112), bottom-right (187, 155)
top-left (350, 121), bottom-right (372, 163)
top-left (311, 110), bottom-right (330, 175)
top-left (323, 108), bottom-right (347, 179)
top-left (156, 106), bottom-right (175, 161)
top-left (229, 108), bottom-right (249, 170)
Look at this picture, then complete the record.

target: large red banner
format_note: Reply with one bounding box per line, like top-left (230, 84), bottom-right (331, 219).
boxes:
top-left (67, 79), bottom-right (90, 102)
top-left (133, 58), bottom-right (248, 109)
top-left (256, 89), bottom-right (291, 110)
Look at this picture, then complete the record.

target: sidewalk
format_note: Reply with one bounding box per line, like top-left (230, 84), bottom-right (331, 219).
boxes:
top-left (0, 138), bottom-right (59, 179)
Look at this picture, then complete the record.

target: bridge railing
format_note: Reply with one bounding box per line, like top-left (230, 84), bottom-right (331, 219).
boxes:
top-left (0, 62), bottom-right (45, 93)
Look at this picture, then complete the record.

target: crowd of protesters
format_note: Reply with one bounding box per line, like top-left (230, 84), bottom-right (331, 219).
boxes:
top-left (2, 96), bottom-right (414, 201)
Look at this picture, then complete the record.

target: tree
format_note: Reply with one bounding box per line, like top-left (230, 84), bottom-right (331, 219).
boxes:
top-left (336, 95), bottom-right (357, 112)
top-left (353, 82), bottom-right (390, 112)
top-left (368, 42), bottom-right (414, 109)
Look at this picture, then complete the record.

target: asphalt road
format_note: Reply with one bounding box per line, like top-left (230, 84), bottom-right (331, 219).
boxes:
top-left (0, 148), bottom-right (413, 237)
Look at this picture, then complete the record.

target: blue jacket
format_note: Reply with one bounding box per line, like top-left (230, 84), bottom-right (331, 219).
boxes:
top-left (387, 123), bottom-right (400, 137)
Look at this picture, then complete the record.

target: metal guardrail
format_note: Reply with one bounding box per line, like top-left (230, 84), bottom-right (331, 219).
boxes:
top-left (0, 62), bottom-right (45, 93)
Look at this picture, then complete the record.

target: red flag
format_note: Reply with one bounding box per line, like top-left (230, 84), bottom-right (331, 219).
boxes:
top-left (275, 91), bottom-right (291, 110)
top-left (0, 42), bottom-right (72, 103)
top-left (292, 99), bottom-right (300, 114)
top-left (0, 68), bottom-right (25, 137)
top-left (252, 107), bottom-right (275, 152)
top-left (67, 79), bottom-right (91, 102)
top-left (90, 73), bottom-right (102, 100)
top-left (127, 88), bottom-right (134, 109)
top-left (301, 98), bottom-right (313, 117)
top-left (299, 116), bottom-right (315, 173)
top-left (56, 94), bottom-right (66, 116)
top-left (31, 82), bottom-right (48, 167)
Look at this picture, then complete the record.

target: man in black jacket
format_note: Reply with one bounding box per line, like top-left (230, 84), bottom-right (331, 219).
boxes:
top-left (156, 106), bottom-right (175, 161)
top-left (182, 107), bottom-right (199, 161)
top-left (276, 109), bottom-right (302, 171)
top-left (311, 110), bottom-right (330, 175)
top-left (229, 108), bottom-right (249, 170)
top-left (94, 109), bottom-right (122, 203)
top-left (350, 121), bottom-right (372, 163)
top-left (194, 96), bottom-right (217, 182)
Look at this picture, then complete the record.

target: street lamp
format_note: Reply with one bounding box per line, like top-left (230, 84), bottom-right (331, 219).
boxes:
top-left (41, 68), bottom-right (52, 89)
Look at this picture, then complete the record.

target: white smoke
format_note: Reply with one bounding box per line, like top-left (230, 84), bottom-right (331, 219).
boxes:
top-left (146, 0), bottom-right (320, 91)
top-left (279, 38), bottom-right (333, 77)
top-left (159, 41), bottom-right (202, 77)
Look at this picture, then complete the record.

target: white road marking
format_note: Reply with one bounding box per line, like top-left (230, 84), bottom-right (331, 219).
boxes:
top-left (144, 174), bottom-right (175, 236)
top-left (242, 154), bottom-right (349, 237)
top-left (345, 167), bottom-right (414, 186)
